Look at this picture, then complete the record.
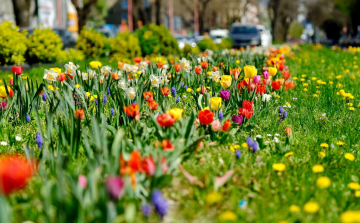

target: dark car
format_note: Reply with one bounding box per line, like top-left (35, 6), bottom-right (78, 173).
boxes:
top-left (230, 24), bottom-right (261, 48)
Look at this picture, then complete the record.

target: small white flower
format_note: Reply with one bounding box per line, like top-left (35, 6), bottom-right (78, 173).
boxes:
top-left (81, 72), bottom-right (88, 80)
top-left (15, 135), bottom-right (21, 141)
top-left (197, 56), bottom-right (207, 63)
top-left (1, 141), bottom-right (7, 146)
top-left (273, 137), bottom-right (279, 143)
top-left (183, 95), bottom-right (187, 98)
top-left (275, 133), bottom-right (280, 137)
top-left (43, 69), bottom-right (58, 82)
top-left (267, 134), bottom-right (272, 137)
top-left (255, 135), bottom-right (263, 138)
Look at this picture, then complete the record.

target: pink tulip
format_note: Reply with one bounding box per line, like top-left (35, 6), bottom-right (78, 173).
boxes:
top-left (1, 102), bottom-right (7, 111)
top-left (253, 75), bottom-right (261, 84)
top-left (211, 120), bottom-right (221, 132)
top-left (78, 175), bottom-right (87, 189)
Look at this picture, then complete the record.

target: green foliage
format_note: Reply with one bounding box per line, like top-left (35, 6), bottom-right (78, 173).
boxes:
top-left (109, 31), bottom-right (141, 61)
top-left (76, 28), bottom-right (108, 58)
top-left (58, 49), bottom-right (85, 63)
top-left (218, 37), bottom-right (233, 50)
top-left (0, 22), bottom-right (28, 65)
top-left (136, 24), bottom-right (180, 56)
top-left (196, 37), bottom-right (217, 52)
top-left (182, 44), bottom-right (201, 56)
top-left (289, 21), bottom-right (304, 39)
top-left (26, 28), bottom-right (64, 64)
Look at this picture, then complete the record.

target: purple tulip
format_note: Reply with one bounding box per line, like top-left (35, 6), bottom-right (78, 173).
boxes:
top-left (220, 90), bottom-right (231, 101)
top-left (263, 70), bottom-right (269, 79)
top-left (253, 75), bottom-right (261, 84)
top-left (231, 115), bottom-right (243, 126)
top-left (106, 176), bottom-right (124, 200)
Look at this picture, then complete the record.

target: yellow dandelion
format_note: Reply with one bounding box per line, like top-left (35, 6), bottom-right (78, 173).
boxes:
top-left (284, 152), bottom-right (294, 158)
top-left (320, 143), bottom-right (329, 148)
top-left (290, 205), bottom-right (301, 213)
top-left (304, 201), bottom-right (319, 214)
top-left (218, 211), bottom-right (237, 221)
top-left (273, 163), bottom-right (286, 172)
top-left (312, 164), bottom-right (324, 173)
top-left (345, 153), bottom-right (355, 161)
top-left (318, 152), bottom-right (326, 158)
top-left (348, 182), bottom-right (360, 190)
top-left (316, 176), bottom-right (331, 189)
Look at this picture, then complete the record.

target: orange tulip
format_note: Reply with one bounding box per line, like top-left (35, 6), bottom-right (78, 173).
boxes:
top-left (160, 86), bottom-right (170, 96)
top-left (157, 62), bottom-right (163, 68)
top-left (221, 119), bottom-right (232, 132)
top-left (201, 61), bottom-right (208, 69)
top-left (112, 72), bottom-right (119, 80)
top-left (147, 100), bottom-right (158, 110)
top-left (120, 151), bottom-right (142, 175)
top-left (174, 64), bottom-right (181, 72)
top-left (198, 110), bottom-right (214, 125)
top-left (118, 61), bottom-right (125, 70)
top-left (195, 66), bottom-right (202, 74)
top-left (284, 80), bottom-right (295, 91)
top-left (133, 57), bottom-right (142, 63)
top-left (161, 139), bottom-right (175, 151)
top-left (75, 109), bottom-right (85, 120)
top-left (143, 91), bottom-right (154, 102)
top-left (0, 155), bottom-right (36, 196)
top-left (285, 127), bottom-right (292, 136)
top-left (123, 104), bottom-right (140, 118)
top-left (157, 113), bottom-right (176, 127)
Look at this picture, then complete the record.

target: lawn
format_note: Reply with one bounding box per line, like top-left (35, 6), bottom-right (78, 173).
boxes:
top-left (0, 45), bottom-right (359, 223)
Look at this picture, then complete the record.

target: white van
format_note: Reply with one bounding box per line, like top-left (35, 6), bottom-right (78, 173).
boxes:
top-left (210, 29), bottom-right (229, 44)
top-left (256, 25), bottom-right (272, 47)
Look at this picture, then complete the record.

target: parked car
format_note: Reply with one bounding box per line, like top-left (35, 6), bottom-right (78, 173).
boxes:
top-left (230, 24), bottom-right (261, 48)
top-left (210, 29), bottom-right (229, 44)
top-left (256, 25), bottom-right (272, 47)
top-left (174, 35), bottom-right (196, 49)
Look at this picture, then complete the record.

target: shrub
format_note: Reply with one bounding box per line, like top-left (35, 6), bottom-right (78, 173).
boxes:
top-left (0, 22), bottom-right (28, 65)
top-left (182, 44), bottom-right (201, 56)
top-left (58, 49), bottom-right (85, 63)
top-left (136, 24), bottom-right (180, 56)
top-left (109, 31), bottom-right (141, 61)
top-left (26, 28), bottom-right (64, 64)
top-left (218, 38), bottom-right (233, 49)
top-left (76, 28), bottom-right (108, 58)
top-left (289, 22), bottom-right (304, 39)
top-left (197, 37), bottom-right (217, 52)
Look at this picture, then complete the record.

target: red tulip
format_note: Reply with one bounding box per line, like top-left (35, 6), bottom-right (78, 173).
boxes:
top-left (272, 81), bottom-right (282, 90)
top-left (160, 87), bottom-right (170, 96)
top-left (174, 64), bottom-right (181, 72)
top-left (161, 139), bottom-right (175, 151)
top-left (141, 156), bottom-right (156, 176)
top-left (75, 109), bottom-right (85, 120)
top-left (157, 113), bottom-right (176, 127)
top-left (133, 57), bottom-right (142, 63)
top-left (195, 66), bottom-right (202, 74)
top-left (201, 61), bottom-right (208, 69)
top-left (198, 110), bottom-right (214, 125)
top-left (0, 155), bottom-right (36, 196)
top-left (11, 66), bottom-right (23, 75)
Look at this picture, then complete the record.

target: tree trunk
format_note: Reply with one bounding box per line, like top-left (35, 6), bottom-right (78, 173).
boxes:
top-left (12, 0), bottom-right (31, 27)
top-left (269, 0), bottom-right (280, 41)
top-left (155, 0), bottom-right (162, 25)
top-left (71, 0), bottom-right (98, 33)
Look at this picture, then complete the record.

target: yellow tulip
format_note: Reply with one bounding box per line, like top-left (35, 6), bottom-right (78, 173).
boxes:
top-left (220, 75), bottom-right (232, 88)
top-left (167, 108), bottom-right (184, 121)
top-left (268, 67), bottom-right (278, 76)
top-left (50, 67), bottom-right (61, 74)
top-left (90, 61), bottom-right (102, 69)
top-left (244, 65), bottom-right (257, 78)
top-left (209, 97), bottom-right (222, 111)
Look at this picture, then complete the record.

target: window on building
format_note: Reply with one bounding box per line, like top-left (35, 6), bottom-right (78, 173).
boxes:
top-left (121, 0), bottom-right (128, 9)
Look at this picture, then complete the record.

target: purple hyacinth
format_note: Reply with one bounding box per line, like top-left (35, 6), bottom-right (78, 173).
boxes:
top-left (252, 142), bottom-right (259, 153)
top-left (111, 108), bottom-right (115, 116)
top-left (279, 106), bottom-right (283, 116)
top-left (151, 189), bottom-right (168, 218)
top-left (106, 176), bottom-right (124, 200)
top-left (171, 87), bottom-right (177, 96)
top-left (232, 115), bottom-right (243, 126)
top-left (184, 85), bottom-right (188, 90)
top-left (246, 137), bottom-right (254, 148)
top-left (236, 150), bottom-right (241, 159)
top-left (133, 101), bottom-right (137, 105)
top-left (283, 110), bottom-right (288, 119)
top-left (26, 113), bottom-right (30, 123)
top-left (42, 93), bottom-right (47, 101)
top-left (142, 204), bottom-right (151, 217)
top-left (218, 111), bottom-right (224, 121)
top-left (103, 94), bottom-right (107, 106)
top-left (36, 132), bottom-right (43, 150)
top-left (107, 87), bottom-right (111, 95)
top-left (176, 96), bottom-right (180, 103)
top-left (219, 90), bottom-right (230, 101)
top-left (95, 99), bottom-right (98, 105)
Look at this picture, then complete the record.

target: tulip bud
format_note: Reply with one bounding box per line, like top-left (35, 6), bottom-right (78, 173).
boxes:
top-left (285, 127), bottom-right (291, 136)
top-left (10, 78), bottom-right (13, 86)
top-left (200, 86), bottom-right (206, 94)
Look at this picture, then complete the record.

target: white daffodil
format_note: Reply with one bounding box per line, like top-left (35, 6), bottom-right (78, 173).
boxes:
top-left (123, 64), bottom-right (132, 73)
top-left (1, 141), bottom-right (7, 146)
top-left (64, 62), bottom-right (79, 77)
top-left (43, 69), bottom-right (58, 82)
top-left (160, 75), bottom-right (169, 85)
top-left (87, 69), bottom-right (97, 79)
top-left (179, 58), bottom-right (189, 67)
top-left (131, 65), bottom-right (138, 73)
top-left (150, 75), bottom-right (160, 87)
top-left (101, 65), bottom-right (112, 76)
top-left (162, 64), bottom-right (169, 70)
top-left (15, 135), bottom-right (21, 141)
top-left (262, 94), bottom-right (271, 102)
top-left (82, 72), bottom-right (88, 80)
top-left (139, 61), bottom-right (148, 70)
top-left (99, 75), bottom-right (104, 83)
top-left (209, 71), bottom-right (220, 82)
top-left (183, 63), bottom-right (191, 72)
top-left (125, 87), bottom-right (137, 100)
top-left (197, 56), bottom-right (207, 63)
top-left (118, 80), bottom-right (126, 89)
